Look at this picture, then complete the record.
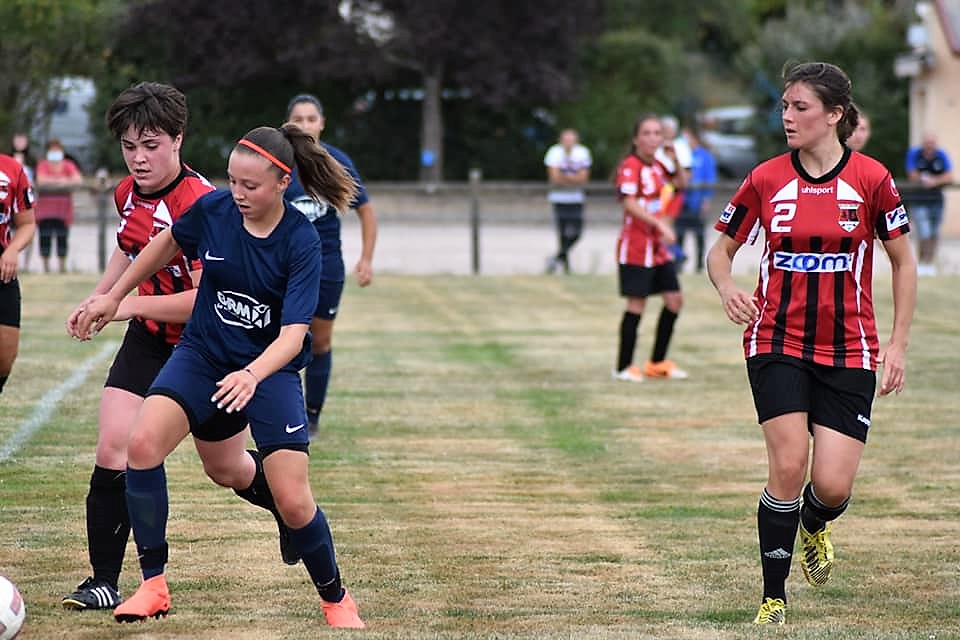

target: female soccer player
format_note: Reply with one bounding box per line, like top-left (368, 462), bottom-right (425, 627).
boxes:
top-left (76, 124), bottom-right (365, 628)
top-left (0, 151), bottom-right (36, 395)
top-left (706, 62), bottom-right (917, 625)
top-left (63, 83), bottom-right (291, 612)
top-left (611, 114), bottom-right (688, 382)
top-left (285, 94), bottom-right (377, 438)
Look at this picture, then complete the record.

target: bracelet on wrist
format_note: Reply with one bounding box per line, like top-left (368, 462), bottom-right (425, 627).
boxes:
top-left (243, 367), bottom-right (259, 383)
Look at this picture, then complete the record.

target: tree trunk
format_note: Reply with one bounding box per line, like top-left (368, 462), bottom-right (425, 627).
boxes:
top-left (419, 63), bottom-right (444, 183)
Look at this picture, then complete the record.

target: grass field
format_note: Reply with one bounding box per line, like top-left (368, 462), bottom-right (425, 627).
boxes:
top-left (1, 270), bottom-right (958, 639)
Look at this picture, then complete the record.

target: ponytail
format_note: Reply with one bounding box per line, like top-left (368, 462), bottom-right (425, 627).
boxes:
top-left (280, 123), bottom-right (357, 213)
top-left (235, 125), bottom-right (357, 213)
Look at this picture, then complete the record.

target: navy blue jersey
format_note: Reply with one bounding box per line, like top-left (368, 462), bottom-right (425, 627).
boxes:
top-left (171, 190), bottom-right (321, 372)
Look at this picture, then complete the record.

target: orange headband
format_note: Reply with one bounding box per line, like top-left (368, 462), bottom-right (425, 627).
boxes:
top-left (237, 138), bottom-right (292, 174)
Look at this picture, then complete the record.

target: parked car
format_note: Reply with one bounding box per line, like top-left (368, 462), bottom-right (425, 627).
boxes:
top-left (698, 105), bottom-right (758, 180)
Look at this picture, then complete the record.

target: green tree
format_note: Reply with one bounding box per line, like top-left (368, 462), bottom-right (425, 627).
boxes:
top-left (0, 0), bottom-right (117, 143)
top-left (739, 1), bottom-right (912, 172)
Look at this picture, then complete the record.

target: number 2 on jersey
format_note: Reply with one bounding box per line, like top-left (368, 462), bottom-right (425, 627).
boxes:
top-left (771, 203), bottom-right (796, 232)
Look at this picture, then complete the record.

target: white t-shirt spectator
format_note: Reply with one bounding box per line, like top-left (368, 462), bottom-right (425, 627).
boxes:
top-left (544, 143), bottom-right (592, 204)
top-left (655, 136), bottom-right (693, 176)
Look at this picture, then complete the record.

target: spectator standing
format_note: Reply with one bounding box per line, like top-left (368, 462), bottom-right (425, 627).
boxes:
top-left (10, 133), bottom-right (35, 183)
top-left (905, 132), bottom-right (953, 275)
top-left (35, 139), bottom-right (82, 273)
top-left (674, 125), bottom-right (717, 272)
top-left (544, 128), bottom-right (592, 274)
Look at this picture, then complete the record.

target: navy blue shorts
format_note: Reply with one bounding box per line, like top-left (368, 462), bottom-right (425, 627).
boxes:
top-left (148, 344), bottom-right (310, 450)
top-left (746, 353), bottom-right (876, 442)
top-left (313, 216), bottom-right (345, 320)
top-left (0, 278), bottom-right (21, 328)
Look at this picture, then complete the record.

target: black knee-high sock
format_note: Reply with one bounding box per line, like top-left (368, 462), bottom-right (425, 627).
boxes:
top-left (86, 466), bottom-right (129, 588)
top-left (234, 450), bottom-right (284, 524)
top-left (758, 488), bottom-right (801, 602)
top-left (617, 311), bottom-right (641, 372)
top-left (650, 308), bottom-right (678, 363)
top-left (800, 482), bottom-right (849, 534)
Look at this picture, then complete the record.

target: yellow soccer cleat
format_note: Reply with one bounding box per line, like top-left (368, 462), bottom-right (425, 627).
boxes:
top-left (799, 522), bottom-right (835, 586)
top-left (753, 597), bottom-right (786, 625)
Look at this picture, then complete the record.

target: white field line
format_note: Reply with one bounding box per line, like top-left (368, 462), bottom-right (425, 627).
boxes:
top-left (0, 340), bottom-right (118, 463)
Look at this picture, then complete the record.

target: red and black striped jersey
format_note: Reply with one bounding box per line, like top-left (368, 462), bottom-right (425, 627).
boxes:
top-left (715, 148), bottom-right (908, 371)
top-left (114, 166), bottom-right (214, 344)
top-left (615, 154), bottom-right (674, 267)
top-left (0, 154), bottom-right (36, 250)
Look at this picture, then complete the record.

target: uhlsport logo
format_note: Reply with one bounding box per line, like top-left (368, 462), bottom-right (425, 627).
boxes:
top-left (215, 290), bottom-right (272, 329)
top-left (773, 251), bottom-right (854, 273)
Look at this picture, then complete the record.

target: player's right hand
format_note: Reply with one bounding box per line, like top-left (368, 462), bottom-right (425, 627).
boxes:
top-left (75, 294), bottom-right (120, 340)
top-left (718, 284), bottom-right (759, 325)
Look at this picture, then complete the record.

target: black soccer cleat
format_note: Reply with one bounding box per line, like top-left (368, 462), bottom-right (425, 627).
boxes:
top-left (62, 577), bottom-right (122, 611)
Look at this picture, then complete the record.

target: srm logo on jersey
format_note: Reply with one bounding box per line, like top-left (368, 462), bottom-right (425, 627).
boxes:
top-left (774, 251), bottom-right (854, 273)
top-left (215, 290), bottom-right (272, 329)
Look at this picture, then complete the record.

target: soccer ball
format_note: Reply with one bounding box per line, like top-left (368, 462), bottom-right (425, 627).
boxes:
top-left (0, 576), bottom-right (24, 640)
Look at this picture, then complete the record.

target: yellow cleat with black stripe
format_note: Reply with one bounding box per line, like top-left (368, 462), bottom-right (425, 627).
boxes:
top-left (753, 597), bottom-right (785, 625)
top-left (799, 522), bottom-right (834, 586)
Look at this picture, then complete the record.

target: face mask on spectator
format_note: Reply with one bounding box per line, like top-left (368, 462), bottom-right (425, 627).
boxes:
top-left (47, 149), bottom-right (64, 162)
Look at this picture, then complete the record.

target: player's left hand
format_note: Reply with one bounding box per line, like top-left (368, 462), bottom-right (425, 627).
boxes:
top-left (354, 258), bottom-right (373, 287)
top-left (0, 247), bottom-right (18, 283)
top-left (212, 369), bottom-right (258, 413)
top-left (878, 340), bottom-right (907, 396)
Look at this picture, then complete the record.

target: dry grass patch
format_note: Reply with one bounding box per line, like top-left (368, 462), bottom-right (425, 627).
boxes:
top-left (0, 272), bottom-right (958, 639)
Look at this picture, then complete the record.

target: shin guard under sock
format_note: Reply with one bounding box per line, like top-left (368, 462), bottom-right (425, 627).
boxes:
top-left (125, 464), bottom-right (169, 580)
top-left (87, 465), bottom-right (129, 588)
top-left (650, 308), bottom-right (678, 363)
top-left (801, 482), bottom-right (849, 534)
top-left (617, 312), bottom-right (641, 372)
top-left (289, 507), bottom-right (342, 602)
top-left (758, 488), bottom-right (801, 602)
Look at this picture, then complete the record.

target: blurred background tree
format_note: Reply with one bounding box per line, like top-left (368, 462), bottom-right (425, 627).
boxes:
top-left (0, 0), bottom-right (117, 146)
top-left (740, 1), bottom-right (912, 172)
top-left (2, 0), bottom-right (914, 182)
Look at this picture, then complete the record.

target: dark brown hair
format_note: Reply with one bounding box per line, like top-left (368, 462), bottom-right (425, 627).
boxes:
top-left (235, 124), bottom-right (357, 213)
top-left (783, 62), bottom-right (860, 144)
top-left (106, 82), bottom-right (188, 140)
top-left (626, 113), bottom-right (661, 157)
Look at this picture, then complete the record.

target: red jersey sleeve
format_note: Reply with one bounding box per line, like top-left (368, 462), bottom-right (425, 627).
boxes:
top-left (715, 173), bottom-right (762, 244)
top-left (874, 173), bottom-right (909, 241)
top-left (616, 156), bottom-right (642, 199)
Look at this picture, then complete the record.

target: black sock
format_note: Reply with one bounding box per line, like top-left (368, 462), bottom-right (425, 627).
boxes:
top-left (234, 450), bottom-right (283, 523)
top-left (758, 488), bottom-right (800, 602)
top-left (801, 482), bottom-right (849, 534)
top-left (0, 375), bottom-right (7, 394)
top-left (86, 466), bottom-right (129, 589)
top-left (617, 311), bottom-right (641, 372)
top-left (650, 308), bottom-right (678, 363)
